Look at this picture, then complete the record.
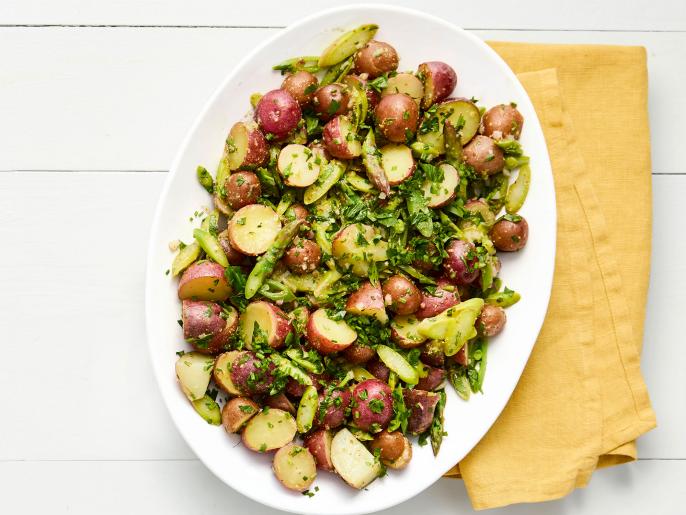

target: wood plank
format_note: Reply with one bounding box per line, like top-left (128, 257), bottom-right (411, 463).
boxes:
top-left (0, 460), bottom-right (683, 514)
top-left (0, 28), bottom-right (681, 173)
top-left (0, 172), bottom-right (679, 460)
top-left (0, 0), bottom-right (684, 31)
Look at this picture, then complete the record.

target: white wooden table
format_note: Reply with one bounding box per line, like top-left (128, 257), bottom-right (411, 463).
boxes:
top-left (1, 1), bottom-right (684, 513)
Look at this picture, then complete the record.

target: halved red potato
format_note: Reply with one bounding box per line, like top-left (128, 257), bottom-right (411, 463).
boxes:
top-left (403, 389), bottom-right (440, 435)
top-left (306, 308), bottom-right (357, 354)
top-left (420, 339), bottom-right (445, 367)
top-left (443, 239), bottom-right (480, 284)
top-left (330, 428), bottom-right (382, 489)
top-left (415, 279), bottom-right (460, 319)
top-left (178, 261), bottom-right (232, 301)
top-left (175, 351), bottom-right (214, 401)
top-left (418, 61), bottom-right (458, 109)
top-left (380, 144), bottom-right (415, 185)
top-left (240, 300), bottom-right (293, 350)
top-left (225, 121), bottom-right (268, 171)
top-left (415, 365), bottom-right (446, 391)
top-left (345, 281), bottom-right (388, 324)
top-left (332, 224), bottom-right (388, 276)
top-left (242, 408), bottom-right (297, 452)
top-left (221, 397), bottom-right (259, 433)
top-left (228, 204), bottom-right (281, 255)
top-left (273, 443), bottom-right (317, 492)
top-left (304, 428), bottom-right (334, 472)
top-left (383, 435), bottom-right (412, 470)
top-left (265, 392), bottom-right (296, 415)
top-left (416, 98), bottom-right (481, 155)
top-left (351, 379), bottom-right (392, 432)
top-left (342, 342), bottom-right (376, 365)
top-left (390, 315), bottom-right (427, 349)
top-left (375, 93), bottom-right (419, 143)
top-left (322, 116), bottom-right (362, 159)
top-left (255, 89), bottom-right (302, 140)
top-left (382, 72), bottom-right (424, 106)
top-left (277, 143), bottom-right (321, 187)
top-left (422, 162), bottom-right (459, 208)
top-left (370, 431), bottom-right (412, 469)
top-left (213, 350), bottom-right (246, 396)
top-left (182, 300), bottom-right (238, 354)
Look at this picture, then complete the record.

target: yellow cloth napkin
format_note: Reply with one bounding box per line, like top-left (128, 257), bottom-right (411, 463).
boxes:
top-left (443, 43), bottom-right (657, 509)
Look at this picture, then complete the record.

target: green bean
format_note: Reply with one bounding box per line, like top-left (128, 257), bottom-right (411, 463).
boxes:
top-left (362, 130), bottom-right (391, 196)
top-left (430, 390), bottom-right (447, 456)
top-left (505, 164), bottom-right (531, 214)
top-left (318, 24), bottom-right (378, 67)
top-left (296, 386), bottom-right (319, 433)
top-left (196, 166), bottom-right (214, 194)
top-left (272, 55), bottom-right (320, 74)
top-left (485, 288), bottom-right (521, 307)
top-left (245, 219), bottom-right (303, 299)
top-left (171, 242), bottom-right (201, 277)
top-left (191, 395), bottom-right (221, 425)
top-left (193, 229), bottom-right (228, 267)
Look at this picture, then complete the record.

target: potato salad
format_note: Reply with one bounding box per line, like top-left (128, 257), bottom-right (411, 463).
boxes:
top-left (171, 23), bottom-right (531, 494)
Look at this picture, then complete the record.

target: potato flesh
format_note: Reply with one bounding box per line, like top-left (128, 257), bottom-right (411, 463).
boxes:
top-left (242, 408), bottom-right (297, 452)
top-left (382, 73), bottom-right (424, 106)
top-left (227, 122), bottom-right (249, 171)
top-left (311, 309), bottom-right (358, 346)
top-left (175, 352), bottom-right (214, 401)
top-left (417, 99), bottom-right (481, 154)
top-left (380, 144), bottom-right (415, 185)
top-left (391, 315), bottom-right (427, 346)
top-left (272, 444), bottom-right (317, 492)
top-left (213, 351), bottom-right (244, 396)
top-left (240, 301), bottom-right (274, 350)
top-left (278, 143), bottom-right (321, 187)
top-left (229, 204), bottom-right (281, 255)
top-left (423, 163), bottom-right (459, 207)
top-left (332, 224), bottom-right (388, 276)
top-left (330, 428), bottom-right (382, 489)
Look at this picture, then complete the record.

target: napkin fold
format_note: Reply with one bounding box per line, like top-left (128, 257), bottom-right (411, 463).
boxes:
top-left (443, 43), bottom-right (656, 510)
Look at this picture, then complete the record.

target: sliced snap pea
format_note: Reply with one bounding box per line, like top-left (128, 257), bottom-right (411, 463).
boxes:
top-left (285, 348), bottom-right (324, 375)
top-left (505, 164), bottom-right (531, 214)
top-left (320, 56), bottom-right (354, 87)
top-left (443, 121), bottom-right (463, 166)
top-left (448, 366), bottom-right (471, 401)
top-left (296, 386), bottom-right (319, 433)
top-left (271, 354), bottom-right (313, 387)
top-left (345, 171), bottom-right (374, 193)
top-left (485, 288), bottom-right (521, 307)
top-left (193, 228), bottom-right (228, 267)
top-left (376, 345), bottom-right (419, 385)
top-left (304, 160), bottom-right (346, 205)
top-left (505, 155), bottom-right (530, 170)
top-left (318, 24), bottom-right (378, 67)
top-left (191, 395), bottom-right (221, 425)
top-left (345, 77), bottom-right (368, 130)
top-left (347, 427), bottom-right (374, 441)
top-left (171, 242), bottom-right (201, 277)
top-left (196, 166), bottom-right (214, 194)
top-left (352, 367), bottom-right (375, 382)
top-left (313, 269), bottom-right (342, 299)
top-left (362, 131), bottom-right (391, 197)
top-left (200, 209), bottom-right (220, 236)
top-left (272, 55), bottom-right (320, 74)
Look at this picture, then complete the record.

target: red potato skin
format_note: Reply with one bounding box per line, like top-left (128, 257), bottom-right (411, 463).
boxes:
top-left (481, 104), bottom-right (524, 140)
top-left (352, 379), bottom-right (393, 432)
top-left (342, 343), bottom-right (376, 365)
top-left (390, 323), bottom-right (425, 349)
top-left (477, 304), bottom-right (507, 337)
top-left (229, 351), bottom-right (276, 395)
top-left (182, 300), bottom-right (238, 355)
top-left (305, 309), bottom-right (357, 355)
top-left (490, 217), bottom-right (529, 251)
top-left (313, 83), bottom-right (351, 121)
top-left (366, 358), bottom-right (390, 382)
top-left (255, 89), bottom-right (302, 139)
top-left (224, 171), bottom-right (262, 211)
top-left (375, 93), bottom-right (419, 143)
top-left (418, 61), bottom-right (458, 108)
top-left (463, 135), bottom-right (505, 176)
top-left (281, 71), bottom-right (319, 107)
top-left (217, 229), bottom-right (250, 266)
top-left (265, 392), bottom-right (296, 415)
top-left (382, 275), bottom-right (421, 315)
top-left (420, 340), bottom-right (445, 367)
top-left (285, 372), bottom-right (328, 398)
top-left (416, 365), bottom-right (447, 391)
top-left (322, 116), bottom-right (360, 159)
top-left (262, 302), bottom-right (294, 349)
top-left (454, 341), bottom-right (469, 366)
top-left (345, 281), bottom-right (386, 317)
top-left (403, 389), bottom-right (440, 435)
top-left (345, 74), bottom-right (380, 111)
top-left (303, 429), bottom-right (334, 472)
top-left (415, 279), bottom-right (460, 319)
top-left (283, 238), bottom-right (321, 274)
top-left (315, 388), bottom-right (351, 430)
top-left (177, 261), bottom-right (232, 301)
top-left (230, 122), bottom-right (269, 170)
top-left (354, 41), bottom-right (399, 78)
top-left (443, 240), bottom-right (480, 285)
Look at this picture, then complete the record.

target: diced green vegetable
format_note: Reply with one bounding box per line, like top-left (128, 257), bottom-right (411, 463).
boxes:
top-left (191, 395), bottom-right (221, 425)
top-left (193, 228), bottom-right (228, 267)
top-left (318, 24), bottom-right (378, 67)
top-left (505, 164), bottom-right (531, 214)
top-left (296, 386), bottom-right (319, 433)
top-left (485, 288), bottom-right (521, 307)
top-left (171, 241), bottom-right (201, 276)
top-left (376, 345), bottom-right (419, 385)
top-left (249, 93), bottom-right (262, 108)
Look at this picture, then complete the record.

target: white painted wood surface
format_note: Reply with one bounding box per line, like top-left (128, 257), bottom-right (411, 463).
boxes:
top-left (0, 1), bottom-right (683, 513)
